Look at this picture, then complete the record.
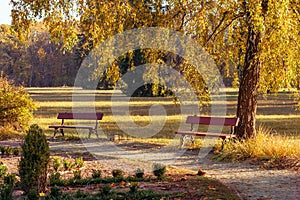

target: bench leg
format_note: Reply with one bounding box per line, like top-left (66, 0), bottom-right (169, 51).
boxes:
top-left (60, 129), bottom-right (64, 137)
top-left (53, 128), bottom-right (59, 138)
top-left (180, 135), bottom-right (187, 149)
top-left (179, 135), bottom-right (195, 149)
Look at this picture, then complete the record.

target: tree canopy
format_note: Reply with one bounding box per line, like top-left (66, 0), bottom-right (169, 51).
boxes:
top-left (9, 0), bottom-right (300, 139)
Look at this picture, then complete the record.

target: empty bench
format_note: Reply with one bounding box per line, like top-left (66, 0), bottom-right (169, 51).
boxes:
top-left (175, 116), bottom-right (239, 148)
top-left (49, 112), bottom-right (104, 139)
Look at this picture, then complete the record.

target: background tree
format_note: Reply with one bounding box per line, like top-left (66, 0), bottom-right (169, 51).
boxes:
top-left (0, 75), bottom-right (36, 129)
top-left (10, 0), bottom-right (300, 139)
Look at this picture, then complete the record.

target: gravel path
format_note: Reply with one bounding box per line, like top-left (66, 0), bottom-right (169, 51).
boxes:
top-left (1, 139), bottom-right (299, 200)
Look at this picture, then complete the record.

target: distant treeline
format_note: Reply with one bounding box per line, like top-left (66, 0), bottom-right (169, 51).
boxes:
top-left (0, 23), bottom-right (83, 87)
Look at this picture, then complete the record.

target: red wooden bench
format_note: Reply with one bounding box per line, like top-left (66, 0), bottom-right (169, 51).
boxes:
top-left (49, 112), bottom-right (104, 139)
top-left (175, 116), bottom-right (239, 148)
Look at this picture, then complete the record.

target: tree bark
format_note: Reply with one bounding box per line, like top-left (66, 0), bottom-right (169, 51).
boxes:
top-left (236, 26), bottom-right (261, 139)
top-left (236, 0), bottom-right (269, 139)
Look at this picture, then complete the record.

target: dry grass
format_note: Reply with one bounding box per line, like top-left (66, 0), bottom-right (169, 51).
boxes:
top-left (216, 126), bottom-right (300, 169)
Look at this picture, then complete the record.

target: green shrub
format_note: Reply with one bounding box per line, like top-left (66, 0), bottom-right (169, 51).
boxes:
top-left (135, 168), bottom-right (144, 178)
top-left (27, 189), bottom-right (39, 200)
top-left (0, 75), bottom-right (36, 130)
top-left (92, 169), bottom-right (102, 179)
top-left (112, 169), bottom-right (123, 178)
top-left (74, 157), bottom-right (84, 168)
top-left (12, 148), bottom-right (20, 156)
top-left (63, 159), bottom-right (74, 171)
top-left (19, 124), bottom-right (50, 194)
top-left (52, 156), bottom-right (62, 172)
top-left (0, 174), bottom-right (16, 200)
top-left (153, 163), bottom-right (166, 179)
top-left (0, 146), bottom-right (5, 155)
top-left (4, 147), bottom-right (13, 156)
top-left (49, 172), bottom-right (62, 186)
top-left (0, 162), bottom-right (8, 178)
top-left (73, 170), bottom-right (82, 180)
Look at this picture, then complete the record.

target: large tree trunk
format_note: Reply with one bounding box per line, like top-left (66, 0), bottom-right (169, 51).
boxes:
top-left (236, 26), bottom-right (262, 139)
top-left (236, 0), bottom-right (269, 139)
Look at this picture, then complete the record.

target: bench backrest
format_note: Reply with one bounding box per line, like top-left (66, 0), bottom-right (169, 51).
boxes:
top-left (186, 116), bottom-right (239, 126)
top-left (57, 113), bottom-right (104, 120)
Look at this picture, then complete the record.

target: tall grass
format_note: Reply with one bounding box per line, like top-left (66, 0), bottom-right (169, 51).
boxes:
top-left (216, 126), bottom-right (300, 168)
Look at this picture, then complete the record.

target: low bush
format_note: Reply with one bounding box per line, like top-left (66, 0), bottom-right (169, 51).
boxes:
top-left (112, 169), bottom-right (123, 178)
top-left (74, 157), bottom-right (84, 168)
top-left (52, 156), bottom-right (62, 172)
top-left (63, 159), bottom-right (75, 171)
top-left (92, 169), bottom-right (102, 179)
top-left (153, 163), bottom-right (166, 179)
top-left (135, 168), bottom-right (144, 178)
top-left (0, 162), bottom-right (8, 178)
top-left (216, 126), bottom-right (300, 169)
top-left (0, 75), bottom-right (36, 130)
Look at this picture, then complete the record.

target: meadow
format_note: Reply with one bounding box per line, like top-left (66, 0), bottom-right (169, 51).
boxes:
top-left (28, 87), bottom-right (300, 140)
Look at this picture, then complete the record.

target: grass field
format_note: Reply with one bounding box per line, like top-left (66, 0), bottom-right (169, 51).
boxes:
top-left (27, 87), bottom-right (300, 140)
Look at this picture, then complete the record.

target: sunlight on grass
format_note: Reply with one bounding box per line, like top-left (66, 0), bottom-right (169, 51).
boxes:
top-left (216, 126), bottom-right (300, 163)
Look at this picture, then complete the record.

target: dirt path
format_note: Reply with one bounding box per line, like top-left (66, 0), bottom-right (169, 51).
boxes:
top-left (1, 139), bottom-right (299, 200)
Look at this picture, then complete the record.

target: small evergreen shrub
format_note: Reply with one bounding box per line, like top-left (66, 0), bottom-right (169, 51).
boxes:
top-left (12, 148), bottom-right (20, 156)
top-left (49, 172), bottom-right (62, 186)
top-left (75, 157), bottom-right (84, 168)
top-left (63, 159), bottom-right (74, 171)
top-left (153, 163), bottom-right (166, 179)
top-left (27, 189), bottom-right (39, 200)
top-left (4, 147), bottom-right (13, 156)
top-left (52, 156), bottom-right (62, 172)
top-left (0, 162), bottom-right (8, 178)
top-left (92, 169), bottom-right (102, 179)
top-left (112, 169), bottom-right (123, 178)
top-left (135, 168), bottom-right (144, 178)
top-left (19, 124), bottom-right (50, 194)
top-left (73, 170), bottom-right (82, 180)
top-left (0, 174), bottom-right (16, 200)
top-left (129, 183), bottom-right (138, 193)
top-left (0, 146), bottom-right (5, 155)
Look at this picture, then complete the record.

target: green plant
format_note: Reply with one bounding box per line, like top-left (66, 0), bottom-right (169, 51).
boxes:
top-left (19, 124), bottom-right (50, 194)
top-left (135, 168), bottom-right (144, 178)
top-left (74, 157), bottom-right (84, 168)
top-left (49, 186), bottom-right (62, 197)
top-left (12, 148), bottom-right (20, 156)
top-left (0, 76), bottom-right (36, 129)
top-left (52, 156), bottom-right (62, 172)
top-left (0, 174), bottom-right (16, 200)
top-left (129, 182), bottom-right (138, 193)
top-left (75, 189), bottom-right (88, 198)
top-left (63, 159), bottom-right (74, 171)
top-left (49, 172), bottom-right (62, 186)
top-left (100, 185), bottom-right (111, 195)
top-left (92, 169), bottom-right (102, 179)
top-left (4, 147), bottom-right (13, 156)
top-left (112, 169), bottom-right (123, 178)
top-left (73, 170), bottom-right (81, 180)
top-left (27, 189), bottom-right (39, 200)
top-left (153, 163), bottom-right (166, 179)
top-left (0, 162), bottom-right (8, 178)
top-left (0, 146), bottom-right (5, 155)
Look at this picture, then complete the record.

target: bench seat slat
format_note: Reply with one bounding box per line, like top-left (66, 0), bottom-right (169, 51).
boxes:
top-left (57, 113), bottom-right (103, 120)
top-left (176, 130), bottom-right (236, 139)
top-left (186, 116), bottom-right (239, 126)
